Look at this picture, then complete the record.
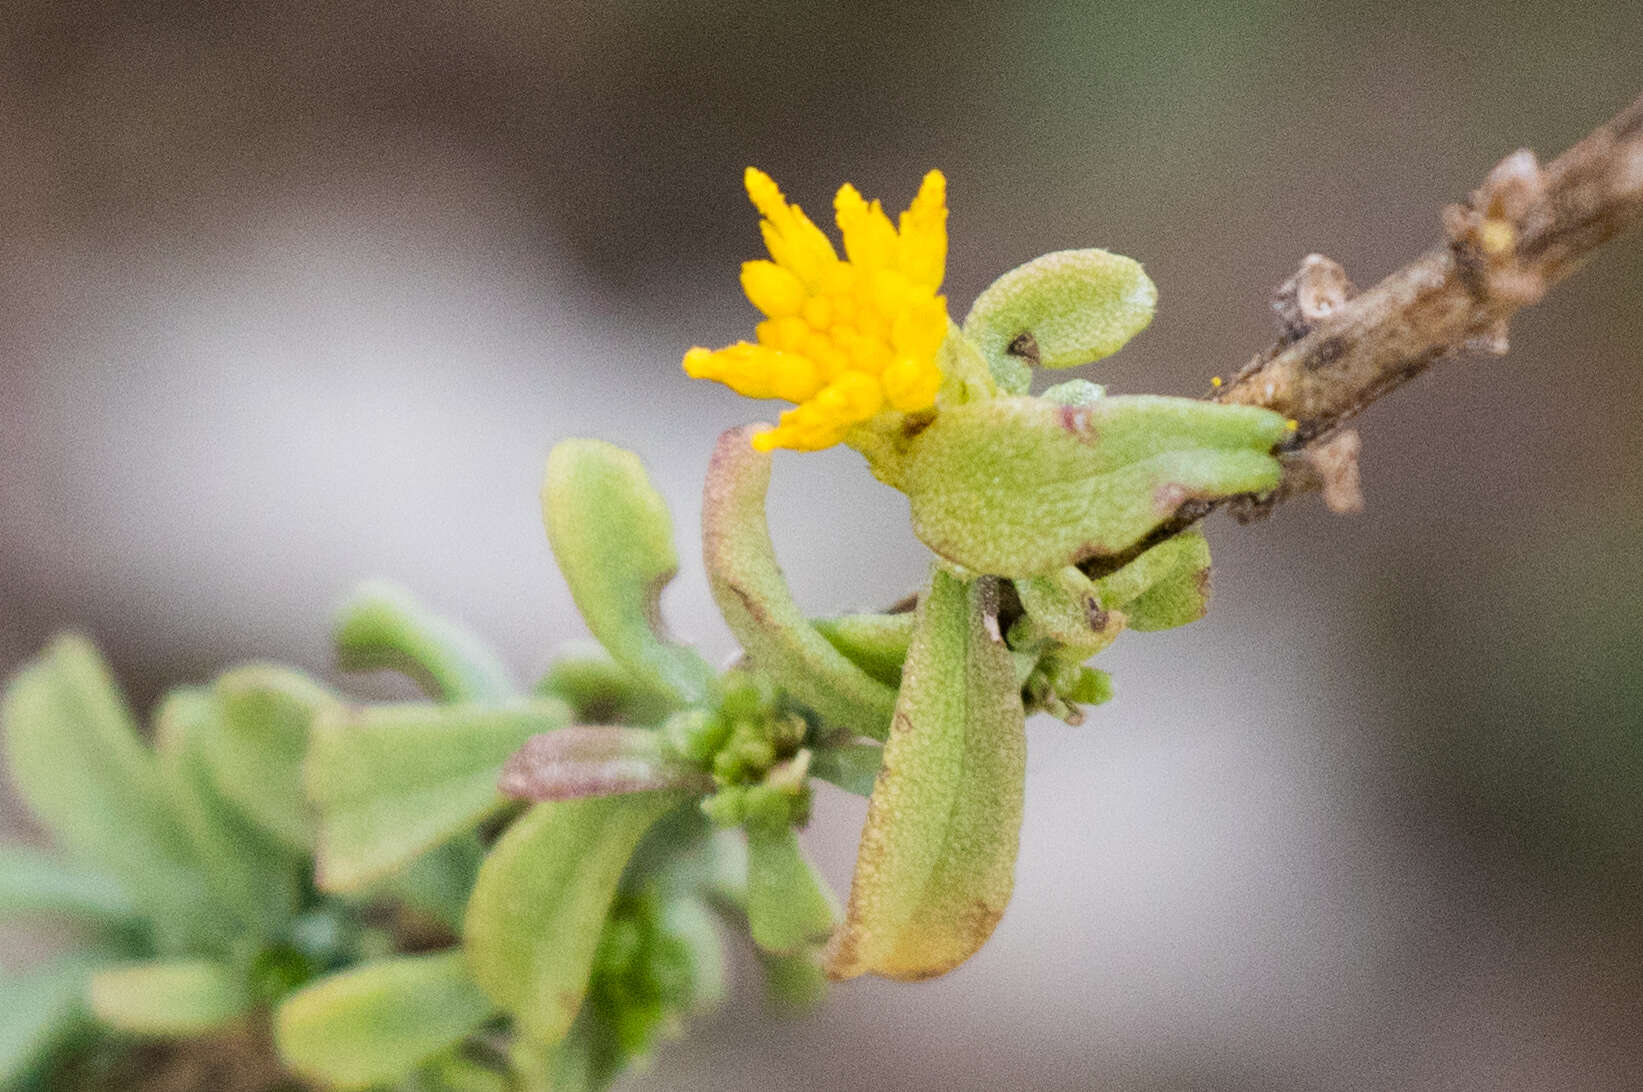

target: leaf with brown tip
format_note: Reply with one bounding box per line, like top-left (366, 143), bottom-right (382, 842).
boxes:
top-left (825, 568), bottom-right (1026, 981)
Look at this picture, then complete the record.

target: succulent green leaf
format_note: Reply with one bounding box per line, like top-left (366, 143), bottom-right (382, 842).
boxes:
top-left (543, 439), bottom-right (716, 706)
top-left (0, 955), bottom-right (100, 1084)
top-left (812, 612), bottom-right (916, 687)
top-left (826, 569), bottom-right (1026, 981)
top-left (383, 837), bottom-right (486, 934)
top-left (499, 727), bottom-right (714, 802)
top-left (334, 581), bottom-right (516, 702)
top-left (205, 665), bottom-right (337, 853)
top-left (537, 643), bottom-right (679, 725)
top-left (464, 792), bottom-right (681, 1045)
top-left (703, 427), bottom-right (899, 740)
top-left (153, 688), bottom-right (300, 940)
top-left (275, 950), bottom-right (496, 1091)
top-left (659, 896), bottom-right (727, 1015)
top-left (744, 824), bottom-right (839, 955)
top-left (757, 948), bottom-right (829, 1011)
top-left (1, 636), bottom-right (218, 949)
top-left (887, 394), bottom-right (1287, 577)
top-left (88, 960), bottom-right (248, 1036)
top-left (962, 248), bottom-right (1157, 382)
top-left (1013, 566), bottom-right (1124, 656)
top-left (808, 741), bottom-right (883, 797)
top-left (937, 319), bottom-right (1011, 398)
top-left (0, 847), bottom-right (133, 925)
top-left (306, 699), bottom-right (570, 893)
top-left (1040, 378), bottom-right (1106, 406)
top-left (1093, 530), bottom-right (1214, 630)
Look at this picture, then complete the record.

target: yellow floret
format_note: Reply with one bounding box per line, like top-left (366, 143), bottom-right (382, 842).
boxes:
top-left (684, 168), bottom-right (953, 452)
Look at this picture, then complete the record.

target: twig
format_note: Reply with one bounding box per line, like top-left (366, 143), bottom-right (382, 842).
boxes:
top-left (1076, 89), bottom-right (1643, 579)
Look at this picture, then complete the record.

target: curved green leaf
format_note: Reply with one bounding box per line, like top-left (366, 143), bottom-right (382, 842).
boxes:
top-left (825, 569), bottom-right (1026, 981)
top-left (306, 700), bottom-right (570, 892)
top-left (888, 395), bottom-right (1286, 577)
top-left (744, 824), bottom-right (838, 955)
top-left (88, 960), bottom-right (248, 1036)
top-left (0, 847), bottom-right (133, 925)
top-left (1, 636), bottom-right (217, 949)
top-left (962, 248), bottom-right (1157, 381)
top-left (334, 581), bottom-right (516, 702)
top-left (812, 612), bottom-right (916, 687)
top-left (808, 741), bottom-right (883, 798)
top-left (536, 643), bottom-right (678, 726)
top-left (153, 688), bottom-right (300, 941)
top-left (1013, 566), bottom-right (1124, 655)
top-left (543, 440), bottom-right (715, 706)
top-left (703, 427), bottom-right (899, 740)
top-left (206, 665), bottom-right (337, 853)
top-left (464, 792), bottom-right (681, 1045)
top-left (275, 950), bottom-right (496, 1091)
top-left (1093, 530), bottom-right (1213, 631)
top-left (0, 955), bottom-right (100, 1084)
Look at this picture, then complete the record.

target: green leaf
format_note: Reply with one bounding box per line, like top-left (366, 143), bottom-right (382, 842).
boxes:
top-left (536, 643), bottom-right (678, 725)
top-left (464, 792), bottom-right (680, 1045)
top-left (382, 836), bottom-right (485, 933)
top-left (808, 741), bottom-right (883, 797)
top-left (334, 581), bottom-right (517, 702)
top-left (543, 440), bottom-right (716, 706)
top-left (744, 825), bottom-right (838, 955)
top-left (152, 688), bottom-right (301, 942)
top-left (206, 665), bottom-right (337, 853)
top-left (1040, 378), bottom-right (1105, 406)
top-left (826, 569), bottom-right (1026, 981)
top-left (499, 727), bottom-right (713, 802)
top-left (275, 950), bottom-right (496, 1091)
top-left (703, 427), bottom-right (899, 740)
top-left (0, 847), bottom-right (133, 925)
top-left (962, 248), bottom-right (1157, 385)
top-left (88, 960), bottom-right (248, 1036)
top-left (1, 636), bottom-right (217, 949)
top-left (659, 897), bottom-right (727, 1016)
top-left (1013, 566), bottom-right (1124, 656)
top-left (757, 949), bottom-right (829, 1011)
top-left (306, 700), bottom-right (570, 892)
top-left (0, 955), bottom-right (100, 1085)
top-left (1093, 530), bottom-right (1214, 631)
top-left (886, 394), bottom-right (1287, 577)
top-left (812, 612), bottom-right (916, 687)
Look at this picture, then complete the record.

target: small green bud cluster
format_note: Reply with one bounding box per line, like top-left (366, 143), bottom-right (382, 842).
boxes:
top-left (661, 672), bottom-right (815, 831)
top-left (1020, 651), bottom-right (1113, 724)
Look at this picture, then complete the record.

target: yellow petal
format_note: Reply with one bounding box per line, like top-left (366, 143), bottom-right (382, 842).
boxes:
top-left (882, 356), bottom-right (942, 412)
top-left (745, 169), bottom-right (839, 287)
top-left (755, 315), bottom-right (811, 352)
top-left (682, 342), bottom-right (780, 400)
top-left (896, 170), bottom-right (948, 291)
top-left (767, 351), bottom-right (822, 404)
top-left (890, 295), bottom-right (949, 360)
top-left (740, 260), bottom-right (807, 318)
top-left (835, 184), bottom-right (899, 271)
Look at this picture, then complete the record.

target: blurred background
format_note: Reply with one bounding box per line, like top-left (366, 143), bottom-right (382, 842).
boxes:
top-left (3, 2), bottom-right (1642, 1088)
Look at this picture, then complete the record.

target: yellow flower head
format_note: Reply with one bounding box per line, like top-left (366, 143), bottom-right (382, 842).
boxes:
top-left (683, 168), bottom-right (950, 452)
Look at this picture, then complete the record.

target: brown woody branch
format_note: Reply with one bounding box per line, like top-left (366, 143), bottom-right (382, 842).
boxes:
top-left (1077, 89), bottom-right (1643, 579)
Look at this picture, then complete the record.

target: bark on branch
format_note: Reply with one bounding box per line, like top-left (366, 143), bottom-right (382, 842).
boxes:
top-left (1079, 89), bottom-right (1643, 577)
